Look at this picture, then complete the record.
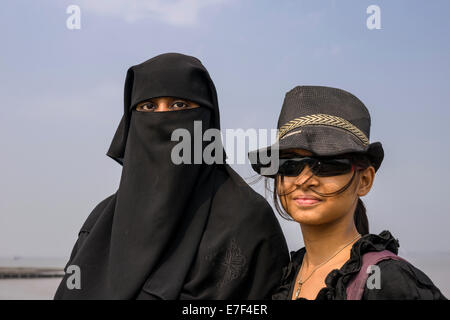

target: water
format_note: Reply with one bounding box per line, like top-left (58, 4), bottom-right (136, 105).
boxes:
top-left (0, 254), bottom-right (448, 299)
top-left (0, 257), bottom-right (66, 300)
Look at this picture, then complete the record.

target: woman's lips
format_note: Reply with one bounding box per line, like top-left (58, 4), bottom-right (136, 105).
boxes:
top-left (293, 196), bottom-right (323, 207)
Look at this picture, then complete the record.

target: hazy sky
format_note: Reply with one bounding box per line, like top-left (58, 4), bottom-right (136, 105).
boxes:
top-left (1, 0), bottom-right (449, 259)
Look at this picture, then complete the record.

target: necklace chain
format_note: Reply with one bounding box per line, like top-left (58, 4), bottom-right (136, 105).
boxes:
top-left (294, 233), bottom-right (362, 299)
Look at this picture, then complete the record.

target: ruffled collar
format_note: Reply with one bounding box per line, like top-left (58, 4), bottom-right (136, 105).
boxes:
top-left (272, 230), bottom-right (400, 300)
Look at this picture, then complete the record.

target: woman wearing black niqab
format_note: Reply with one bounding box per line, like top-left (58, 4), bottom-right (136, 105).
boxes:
top-left (54, 53), bottom-right (289, 299)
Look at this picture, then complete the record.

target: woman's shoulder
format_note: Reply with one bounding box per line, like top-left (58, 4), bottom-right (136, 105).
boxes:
top-left (362, 257), bottom-right (447, 300)
top-left (214, 165), bottom-right (283, 232)
top-left (79, 193), bottom-right (117, 234)
top-left (349, 230), bottom-right (446, 300)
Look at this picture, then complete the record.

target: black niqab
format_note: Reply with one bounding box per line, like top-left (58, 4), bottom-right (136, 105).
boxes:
top-left (54, 53), bottom-right (289, 299)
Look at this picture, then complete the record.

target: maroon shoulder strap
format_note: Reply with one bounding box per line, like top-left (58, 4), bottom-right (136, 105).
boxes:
top-left (346, 250), bottom-right (407, 300)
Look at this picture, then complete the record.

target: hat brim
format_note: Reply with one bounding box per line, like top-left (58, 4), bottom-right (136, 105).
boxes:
top-left (248, 126), bottom-right (384, 176)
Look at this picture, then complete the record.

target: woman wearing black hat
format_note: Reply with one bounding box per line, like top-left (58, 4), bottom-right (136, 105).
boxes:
top-left (54, 53), bottom-right (289, 299)
top-left (249, 86), bottom-right (446, 300)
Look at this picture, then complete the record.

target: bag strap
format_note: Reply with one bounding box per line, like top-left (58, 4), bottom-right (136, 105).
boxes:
top-left (345, 250), bottom-right (407, 300)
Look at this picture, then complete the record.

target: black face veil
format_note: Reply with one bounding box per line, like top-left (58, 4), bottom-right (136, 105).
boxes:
top-left (54, 53), bottom-right (289, 300)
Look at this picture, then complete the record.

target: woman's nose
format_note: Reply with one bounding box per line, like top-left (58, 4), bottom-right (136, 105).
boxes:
top-left (154, 103), bottom-right (171, 112)
top-left (294, 165), bottom-right (319, 187)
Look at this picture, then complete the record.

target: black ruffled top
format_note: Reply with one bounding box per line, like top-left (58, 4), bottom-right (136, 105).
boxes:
top-left (272, 230), bottom-right (447, 300)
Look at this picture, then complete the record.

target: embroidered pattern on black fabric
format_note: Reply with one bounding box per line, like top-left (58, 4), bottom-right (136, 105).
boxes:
top-left (204, 238), bottom-right (247, 288)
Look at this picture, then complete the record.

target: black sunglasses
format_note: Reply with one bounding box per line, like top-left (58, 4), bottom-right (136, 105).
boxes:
top-left (277, 156), bottom-right (357, 177)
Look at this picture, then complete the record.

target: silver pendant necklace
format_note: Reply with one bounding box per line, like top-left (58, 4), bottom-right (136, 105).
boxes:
top-left (294, 233), bottom-right (361, 299)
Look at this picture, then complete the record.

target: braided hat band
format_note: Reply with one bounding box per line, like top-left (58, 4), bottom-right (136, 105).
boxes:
top-left (277, 113), bottom-right (369, 147)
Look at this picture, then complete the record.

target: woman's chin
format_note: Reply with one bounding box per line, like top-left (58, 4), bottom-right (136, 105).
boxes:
top-left (289, 208), bottom-right (328, 225)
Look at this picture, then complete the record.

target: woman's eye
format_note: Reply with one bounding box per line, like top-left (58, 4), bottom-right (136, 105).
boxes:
top-left (172, 101), bottom-right (188, 108)
top-left (139, 103), bottom-right (156, 111)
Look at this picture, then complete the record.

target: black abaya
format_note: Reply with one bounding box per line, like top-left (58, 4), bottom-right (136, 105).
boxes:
top-left (54, 53), bottom-right (289, 299)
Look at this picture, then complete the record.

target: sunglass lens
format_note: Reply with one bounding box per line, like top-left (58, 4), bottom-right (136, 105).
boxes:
top-left (278, 159), bottom-right (307, 177)
top-left (315, 159), bottom-right (353, 177)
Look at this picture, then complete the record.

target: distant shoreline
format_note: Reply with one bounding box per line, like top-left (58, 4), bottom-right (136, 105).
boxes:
top-left (0, 267), bottom-right (64, 279)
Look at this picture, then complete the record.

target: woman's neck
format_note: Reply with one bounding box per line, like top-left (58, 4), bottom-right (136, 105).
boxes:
top-left (300, 217), bottom-right (361, 267)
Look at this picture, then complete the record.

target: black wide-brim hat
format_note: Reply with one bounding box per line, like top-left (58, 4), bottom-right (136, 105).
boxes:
top-left (249, 86), bottom-right (384, 175)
